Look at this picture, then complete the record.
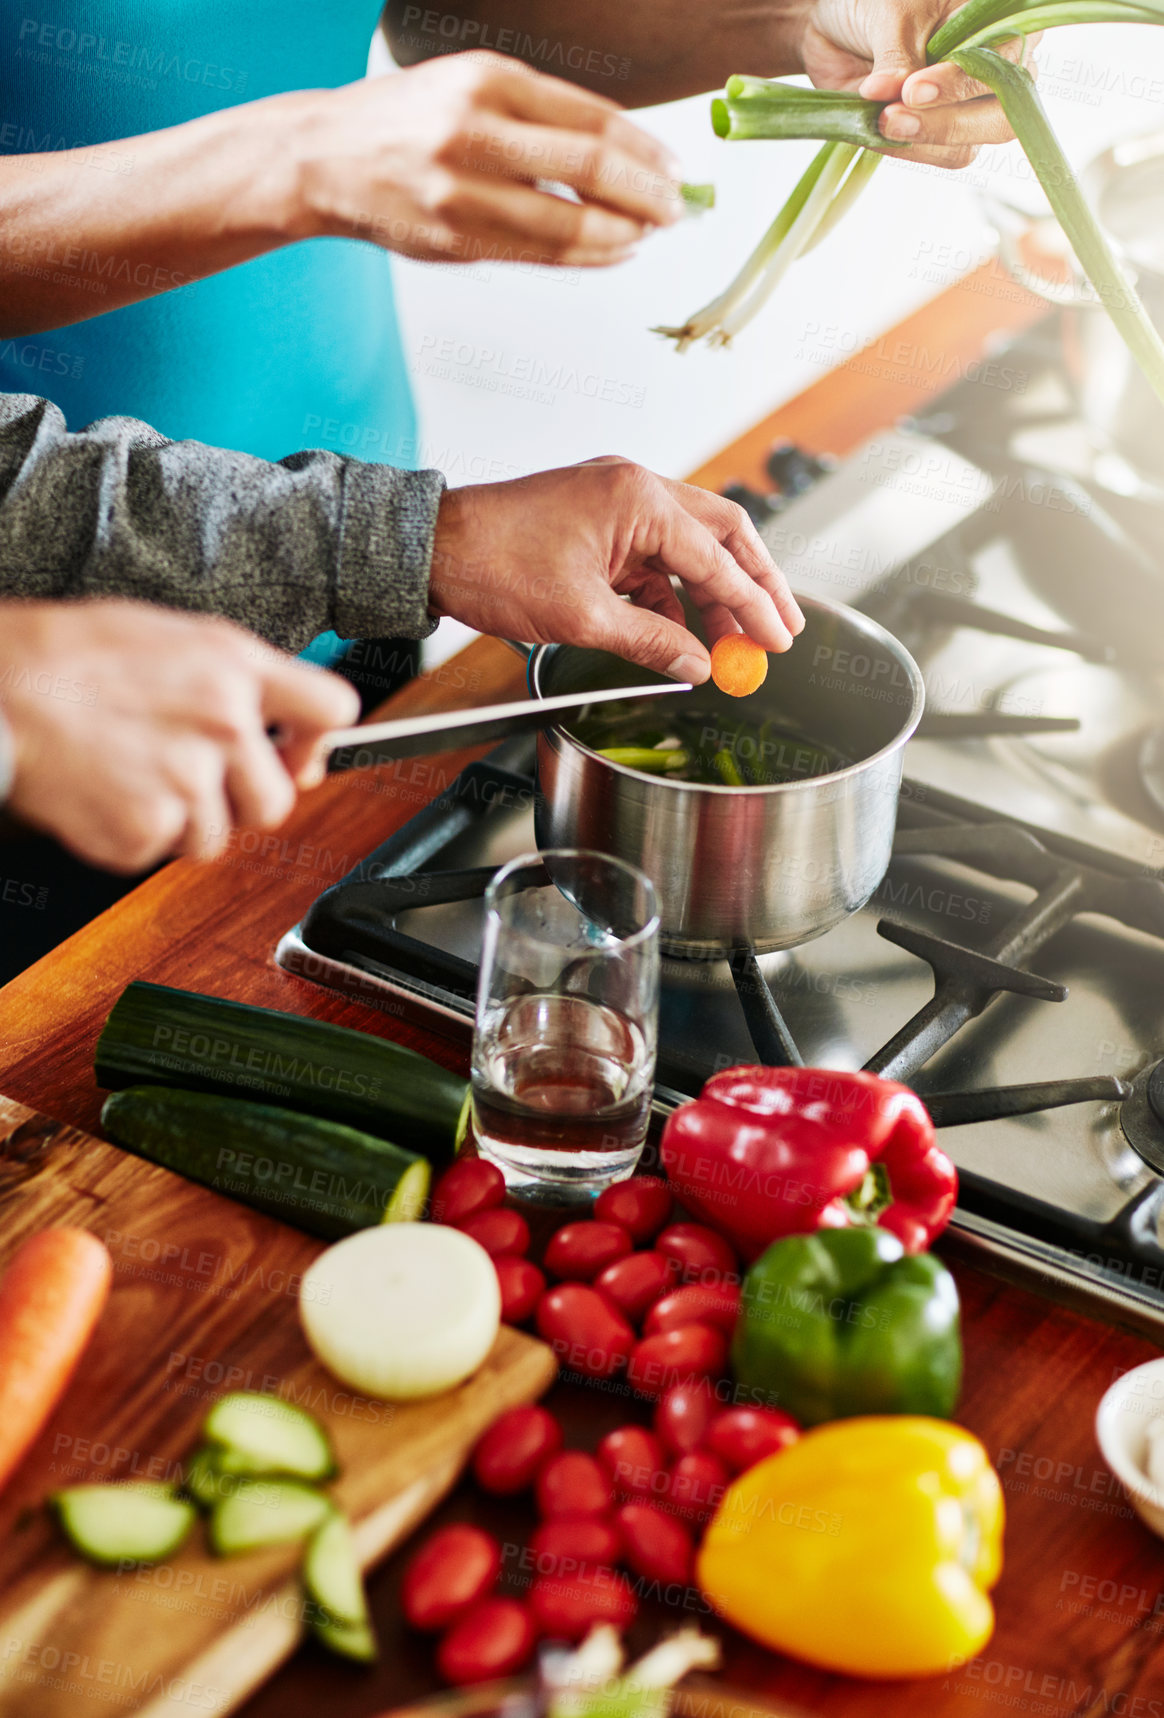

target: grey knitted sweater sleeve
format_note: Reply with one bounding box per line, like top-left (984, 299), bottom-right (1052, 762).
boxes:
top-left (0, 393), bottom-right (445, 652)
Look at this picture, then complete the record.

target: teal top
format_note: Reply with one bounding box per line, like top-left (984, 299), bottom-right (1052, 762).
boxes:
top-left (0, 2), bottom-right (418, 469)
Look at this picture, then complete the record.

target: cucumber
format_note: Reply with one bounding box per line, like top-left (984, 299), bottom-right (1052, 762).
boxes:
top-left (203, 1392), bottom-right (336, 1481)
top-left (303, 1512), bottom-right (368, 1628)
top-left (208, 1479), bottom-right (334, 1555)
top-left (53, 1484), bottom-right (197, 1566)
top-left (101, 1086), bottom-right (431, 1240)
top-left (183, 1446), bottom-right (240, 1510)
top-left (95, 982), bottom-right (465, 1164)
top-left (311, 1614), bottom-right (378, 1664)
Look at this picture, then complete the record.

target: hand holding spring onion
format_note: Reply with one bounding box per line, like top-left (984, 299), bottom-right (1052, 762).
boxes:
top-left (659, 0), bottom-right (1164, 403)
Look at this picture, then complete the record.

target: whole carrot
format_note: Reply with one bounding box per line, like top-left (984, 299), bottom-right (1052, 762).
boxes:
top-left (0, 1227), bottom-right (113, 1492)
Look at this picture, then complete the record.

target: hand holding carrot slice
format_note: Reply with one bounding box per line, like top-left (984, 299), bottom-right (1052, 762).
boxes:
top-left (710, 634), bottom-right (768, 698)
top-left (0, 1227), bottom-right (112, 1493)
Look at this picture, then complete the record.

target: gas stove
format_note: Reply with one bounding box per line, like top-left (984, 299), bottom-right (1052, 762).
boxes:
top-left (279, 312), bottom-right (1164, 1335)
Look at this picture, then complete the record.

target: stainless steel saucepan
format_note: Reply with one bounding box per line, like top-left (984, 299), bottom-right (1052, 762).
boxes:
top-left (526, 594), bottom-right (925, 957)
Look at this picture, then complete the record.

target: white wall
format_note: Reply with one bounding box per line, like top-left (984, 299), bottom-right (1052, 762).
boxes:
top-left (369, 27), bottom-right (1164, 665)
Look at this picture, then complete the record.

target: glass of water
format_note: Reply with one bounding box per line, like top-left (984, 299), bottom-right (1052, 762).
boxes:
top-left (471, 849), bottom-right (660, 1201)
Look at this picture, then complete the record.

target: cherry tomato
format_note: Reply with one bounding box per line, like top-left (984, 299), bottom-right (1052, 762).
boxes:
top-left (655, 1222), bottom-right (738, 1285)
top-left (530, 1515), bottom-right (622, 1575)
top-left (667, 1449), bottom-right (730, 1528)
top-left (535, 1450), bottom-right (611, 1518)
top-left (627, 1324), bottom-right (729, 1399)
top-left (596, 1425), bottom-right (668, 1501)
top-left (593, 1251), bottom-right (674, 1324)
top-left (594, 1176), bottom-right (672, 1244)
top-left (437, 1597), bottom-right (536, 1685)
top-left (431, 1157), bottom-right (506, 1226)
top-left (645, 1282), bottom-right (741, 1337)
top-left (495, 1255), bottom-right (545, 1325)
top-left (704, 1405), bottom-right (801, 1473)
top-left (458, 1207), bottom-right (530, 1258)
top-left (529, 1566), bottom-right (638, 1640)
top-left (471, 1404), bottom-right (563, 1496)
top-left (614, 1501), bottom-right (694, 1586)
top-left (654, 1379), bottom-right (719, 1456)
top-left (535, 1283), bottom-right (635, 1381)
top-left (401, 1525), bottom-right (502, 1631)
top-left (544, 1220), bottom-right (633, 1281)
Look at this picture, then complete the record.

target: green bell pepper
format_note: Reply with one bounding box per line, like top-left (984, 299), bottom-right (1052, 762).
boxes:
top-left (731, 1226), bottom-right (962, 1426)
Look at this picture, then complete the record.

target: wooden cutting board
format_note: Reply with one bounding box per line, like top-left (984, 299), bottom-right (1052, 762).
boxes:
top-left (0, 1096), bottom-right (557, 1718)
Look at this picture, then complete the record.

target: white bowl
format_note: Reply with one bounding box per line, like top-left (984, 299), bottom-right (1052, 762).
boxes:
top-left (1095, 1356), bottom-right (1164, 1538)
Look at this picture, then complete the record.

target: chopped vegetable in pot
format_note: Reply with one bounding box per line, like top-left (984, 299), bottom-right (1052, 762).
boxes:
top-left (569, 692), bottom-right (848, 786)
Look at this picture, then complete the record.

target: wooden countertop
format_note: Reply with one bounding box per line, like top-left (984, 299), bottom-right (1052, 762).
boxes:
top-left (5, 261), bottom-right (1164, 1718)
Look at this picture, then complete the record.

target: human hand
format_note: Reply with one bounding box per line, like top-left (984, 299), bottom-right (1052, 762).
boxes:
top-left (0, 602), bottom-right (359, 872)
top-left (287, 51), bottom-right (682, 268)
top-left (798, 0), bottom-right (1037, 167)
top-left (427, 457), bottom-right (805, 683)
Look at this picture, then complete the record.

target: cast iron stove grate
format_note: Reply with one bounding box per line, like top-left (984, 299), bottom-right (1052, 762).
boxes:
top-left (291, 734), bottom-right (1164, 1292)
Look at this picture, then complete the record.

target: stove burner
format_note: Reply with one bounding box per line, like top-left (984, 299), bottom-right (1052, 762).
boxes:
top-left (286, 327), bottom-right (1164, 1318)
top-left (1121, 1063), bottom-right (1164, 1174)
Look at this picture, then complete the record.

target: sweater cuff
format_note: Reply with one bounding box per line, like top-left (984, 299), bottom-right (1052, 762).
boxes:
top-left (335, 462), bottom-right (445, 642)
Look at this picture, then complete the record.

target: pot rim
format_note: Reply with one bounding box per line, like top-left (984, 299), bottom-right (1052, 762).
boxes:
top-left (528, 594), bottom-right (926, 796)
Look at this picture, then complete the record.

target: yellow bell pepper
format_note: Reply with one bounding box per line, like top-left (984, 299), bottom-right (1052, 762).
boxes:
top-left (696, 1416), bottom-right (1003, 1679)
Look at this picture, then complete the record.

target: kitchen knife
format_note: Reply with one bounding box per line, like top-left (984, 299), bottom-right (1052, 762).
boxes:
top-left (324, 679), bottom-right (692, 771)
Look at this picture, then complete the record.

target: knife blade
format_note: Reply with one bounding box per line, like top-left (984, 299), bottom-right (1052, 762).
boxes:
top-left (324, 679), bottom-right (693, 771)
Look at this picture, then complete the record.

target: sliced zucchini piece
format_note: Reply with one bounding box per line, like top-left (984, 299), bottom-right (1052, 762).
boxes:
top-left (303, 1512), bottom-right (367, 1627)
top-left (311, 1613), bottom-right (378, 1664)
top-left (208, 1478), bottom-right (334, 1556)
top-left (383, 1155), bottom-right (431, 1223)
top-left (203, 1391), bottom-right (336, 1481)
top-left (183, 1445), bottom-right (240, 1510)
top-left (53, 1483), bottom-right (196, 1567)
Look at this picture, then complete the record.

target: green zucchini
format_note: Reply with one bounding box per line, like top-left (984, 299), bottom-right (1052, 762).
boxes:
top-left (303, 1513), bottom-right (369, 1628)
top-left (183, 1446), bottom-right (241, 1510)
top-left (209, 1479), bottom-right (334, 1556)
top-left (312, 1614), bottom-right (379, 1663)
top-left (203, 1392), bottom-right (336, 1482)
top-left (95, 982), bottom-right (466, 1165)
top-left (101, 1086), bottom-right (432, 1240)
top-left (53, 1484), bottom-right (197, 1566)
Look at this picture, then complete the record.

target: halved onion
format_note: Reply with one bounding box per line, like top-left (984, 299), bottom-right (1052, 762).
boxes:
top-left (299, 1224), bottom-right (501, 1400)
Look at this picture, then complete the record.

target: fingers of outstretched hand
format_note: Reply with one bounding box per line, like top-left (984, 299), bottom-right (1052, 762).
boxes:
top-left (260, 659), bottom-right (358, 788)
top-left (488, 59), bottom-right (680, 179)
top-left (418, 173), bottom-right (648, 264)
top-left (225, 732), bottom-right (298, 833)
top-left (168, 743), bottom-right (233, 863)
top-left (459, 116), bottom-right (680, 227)
top-left (582, 586), bottom-right (711, 684)
top-left (645, 483), bottom-right (800, 653)
top-left (64, 790), bottom-right (188, 876)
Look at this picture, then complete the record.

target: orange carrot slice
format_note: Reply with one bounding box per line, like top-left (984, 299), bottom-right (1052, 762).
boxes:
top-left (0, 1227), bottom-right (112, 1492)
top-left (710, 634), bottom-right (768, 698)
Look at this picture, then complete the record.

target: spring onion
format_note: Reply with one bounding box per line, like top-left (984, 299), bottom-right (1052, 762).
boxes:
top-left (680, 182), bottom-right (717, 215)
top-left (596, 746), bottom-right (691, 772)
top-left (711, 79), bottom-right (906, 148)
top-left (660, 0), bottom-right (1164, 399)
top-left (951, 46), bottom-right (1164, 398)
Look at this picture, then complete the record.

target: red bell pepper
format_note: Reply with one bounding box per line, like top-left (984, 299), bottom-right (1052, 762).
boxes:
top-left (659, 1066), bottom-right (957, 1259)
